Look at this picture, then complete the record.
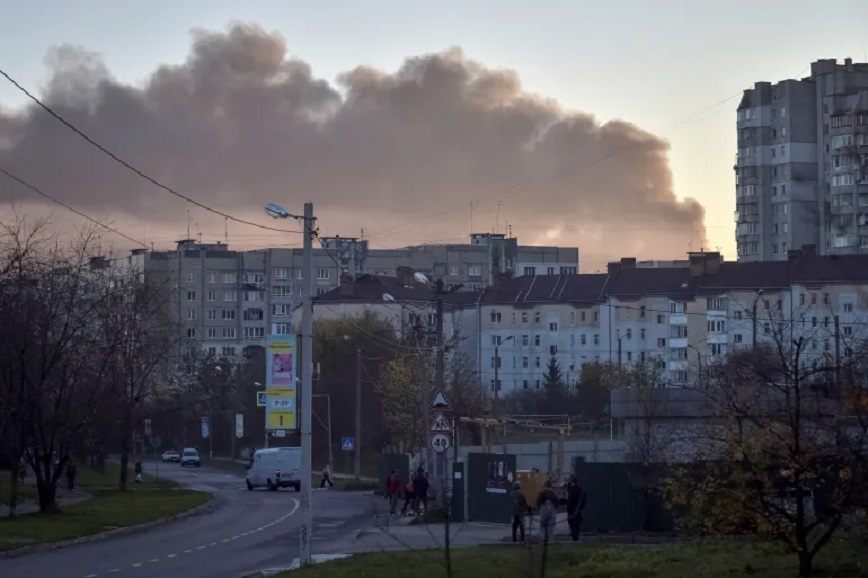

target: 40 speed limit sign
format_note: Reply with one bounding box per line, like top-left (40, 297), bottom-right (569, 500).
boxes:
top-left (431, 433), bottom-right (451, 453)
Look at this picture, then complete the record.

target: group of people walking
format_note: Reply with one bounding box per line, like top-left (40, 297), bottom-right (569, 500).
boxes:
top-left (510, 475), bottom-right (587, 543)
top-left (385, 468), bottom-right (430, 516)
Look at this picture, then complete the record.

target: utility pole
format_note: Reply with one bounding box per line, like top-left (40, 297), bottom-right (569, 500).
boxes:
top-left (493, 342), bottom-right (500, 403)
top-left (834, 315), bottom-right (841, 390)
top-left (354, 348), bottom-right (362, 481)
top-left (434, 287), bottom-right (445, 505)
top-left (299, 202), bottom-right (315, 567)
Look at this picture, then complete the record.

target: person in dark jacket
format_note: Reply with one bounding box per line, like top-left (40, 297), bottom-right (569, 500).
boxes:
top-left (510, 481), bottom-right (528, 543)
top-left (66, 462), bottom-right (78, 490)
top-left (386, 471), bottom-right (402, 515)
top-left (412, 469), bottom-right (429, 515)
top-left (401, 479), bottom-right (415, 515)
top-left (536, 480), bottom-right (559, 542)
top-left (566, 475), bottom-right (587, 541)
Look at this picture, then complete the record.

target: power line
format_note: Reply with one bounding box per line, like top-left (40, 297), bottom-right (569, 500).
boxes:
top-left (0, 68), bottom-right (301, 236)
top-left (0, 165), bottom-right (149, 249)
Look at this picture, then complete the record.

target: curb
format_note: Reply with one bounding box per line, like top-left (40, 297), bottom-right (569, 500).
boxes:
top-left (0, 493), bottom-right (218, 560)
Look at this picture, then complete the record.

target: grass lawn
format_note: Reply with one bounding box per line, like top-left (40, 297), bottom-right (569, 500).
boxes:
top-left (0, 465), bottom-right (210, 553)
top-left (0, 471), bottom-right (36, 505)
top-left (277, 541), bottom-right (866, 578)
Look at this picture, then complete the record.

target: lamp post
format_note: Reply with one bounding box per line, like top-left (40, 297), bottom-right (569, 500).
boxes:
top-left (265, 202), bottom-right (315, 567)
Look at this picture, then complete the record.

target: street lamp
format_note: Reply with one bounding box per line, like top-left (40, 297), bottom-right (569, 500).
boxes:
top-left (265, 201), bottom-right (315, 567)
top-left (494, 335), bottom-right (514, 401)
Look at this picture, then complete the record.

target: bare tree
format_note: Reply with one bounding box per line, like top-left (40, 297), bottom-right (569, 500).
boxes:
top-left (668, 328), bottom-right (868, 576)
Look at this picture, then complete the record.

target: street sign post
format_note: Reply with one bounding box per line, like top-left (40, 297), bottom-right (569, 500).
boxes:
top-left (431, 433), bottom-right (451, 453)
top-left (266, 388), bottom-right (297, 429)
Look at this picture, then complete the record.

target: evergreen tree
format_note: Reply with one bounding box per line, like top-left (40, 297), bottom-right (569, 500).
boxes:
top-left (542, 355), bottom-right (564, 390)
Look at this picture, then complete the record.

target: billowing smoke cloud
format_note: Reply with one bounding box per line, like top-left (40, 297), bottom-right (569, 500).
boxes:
top-left (0, 23), bottom-right (706, 270)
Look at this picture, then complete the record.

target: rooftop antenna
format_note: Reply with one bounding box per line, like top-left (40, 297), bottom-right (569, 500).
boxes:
top-left (495, 200), bottom-right (503, 234)
top-left (507, 223), bottom-right (513, 239)
top-left (224, 217), bottom-right (229, 245)
top-left (186, 209), bottom-right (191, 239)
top-left (470, 201), bottom-right (476, 235)
top-left (360, 227), bottom-right (365, 240)
top-left (195, 222), bottom-right (201, 243)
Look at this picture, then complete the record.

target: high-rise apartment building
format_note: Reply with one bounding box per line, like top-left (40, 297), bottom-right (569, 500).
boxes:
top-left (735, 58), bottom-right (868, 261)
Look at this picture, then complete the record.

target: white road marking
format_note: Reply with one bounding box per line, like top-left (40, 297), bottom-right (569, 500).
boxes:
top-left (167, 554), bottom-right (177, 558)
top-left (132, 563), bottom-right (142, 568)
top-left (108, 570), bottom-right (120, 574)
top-left (209, 542), bottom-right (217, 546)
top-left (150, 559), bottom-right (160, 563)
top-left (183, 549), bottom-right (192, 553)
top-left (196, 545), bottom-right (206, 550)
top-left (84, 574), bottom-right (98, 577)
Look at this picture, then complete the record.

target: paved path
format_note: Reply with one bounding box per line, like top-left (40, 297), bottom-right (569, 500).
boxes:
top-left (0, 463), bottom-right (377, 578)
top-left (0, 486), bottom-right (90, 517)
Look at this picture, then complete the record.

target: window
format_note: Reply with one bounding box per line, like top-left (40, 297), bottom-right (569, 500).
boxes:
top-left (534, 312), bottom-right (540, 323)
top-left (581, 334), bottom-right (587, 345)
top-left (522, 357), bottom-right (529, 368)
top-left (207, 328), bottom-right (217, 338)
top-left (449, 265), bottom-right (458, 276)
top-left (469, 264), bottom-right (482, 277)
top-left (272, 304), bottom-right (288, 317)
top-left (844, 325), bottom-right (853, 336)
top-left (671, 348), bottom-right (688, 360)
top-left (186, 272), bottom-right (196, 283)
top-left (657, 314), bottom-right (666, 324)
top-left (521, 335), bottom-right (529, 346)
top-left (243, 309), bottom-right (262, 321)
top-left (207, 291), bottom-right (217, 302)
top-left (707, 297), bottom-right (727, 311)
top-left (670, 325), bottom-right (688, 338)
top-left (639, 306), bottom-right (646, 319)
top-left (560, 266), bottom-right (577, 274)
top-left (207, 346), bottom-right (217, 356)
top-left (707, 320), bottom-right (726, 333)
top-left (523, 267), bottom-right (536, 276)
top-left (657, 338), bottom-right (667, 348)
top-left (273, 267), bottom-right (288, 280)
top-left (781, 126), bottom-right (787, 137)
top-left (316, 287), bottom-right (328, 296)
top-left (245, 290), bottom-right (265, 302)
top-left (534, 335), bottom-right (541, 346)
top-left (549, 345), bottom-right (558, 355)
top-left (207, 272), bottom-right (217, 283)
top-left (535, 380), bottom-right (541, 390)
top-left (549, 322), bottom-right (558, 332)
top-left (186, 291), bottom-right (197, 301)
top-left (272, 285), bottom-right (291, 298)
top-left (243, 327), bottom-right (265, 339)
top-left (222, 328), bottom-right (236, 339)
top-left (843, 303), bottom-right (854, 313)
top-left (186, 328), bottom-right (197, 338)
top-left (521, 312), bottom-right (528, 323)
top-left (490, 357), bottom-right (501, 369)
top-left (489, 380), bottom-right (502, 392)
top-left (273, 323), bottom-right (289, 335)
top-left (593, 334), bottom-right (599, 345)
top-left (733, 334), bottom-right (743, 344)
top-left (570, 334), bottom-right (575, 346)
top-left (640, 328), bottom-right (646, 340)
top-left (570, 311), bottom-right (575, 323)
top-left (581, 311), bottom-right (586, 322)
top-left (208, 309), bottom-right (217, 320)
top-left (186, 309), bottom-right (196, 320)
top-left (222, 309), bottom-right (236, 320)
top-left (534, 357), bottom-right (541, 368)
top-left (223, 291), bottom-right (237, 302)
top-left (626, 352), bottom-right (632, 362)
top-left (222, 273), bottom-right (237, 284)
top-left (222, 346), bottom-right (236, 357)
top-left (244, 272), bottom-right (265, 284)
top-left (491, 335), bottom-right (502, 346)
top-left (316, 269), bottom-right (330, 280)
top-left (490, 311), bottom-right (502, 323)
top-left (522, 380), bottom-right (529, 390)
top-left (547, 267), bottom-right (555, 275)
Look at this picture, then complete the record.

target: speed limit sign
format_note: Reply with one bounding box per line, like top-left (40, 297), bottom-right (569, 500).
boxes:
top-left (431, 433), bottom-right (451, 453)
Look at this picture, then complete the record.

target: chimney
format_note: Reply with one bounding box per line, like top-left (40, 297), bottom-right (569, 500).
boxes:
top-left (339, 273), bottom-right (354, 297)
top-left (845, 57), bottom-right (853, 69)
top-left (395, 266), bottom-right (415, 286)
top-left (801, 244), bottom-right (817, 256)
top-left (607, 261), bottom-right (620, 275)
top-left (688, 251), bottom-right (722, 277)
top-left (620, 257), bottom-right (637, 268)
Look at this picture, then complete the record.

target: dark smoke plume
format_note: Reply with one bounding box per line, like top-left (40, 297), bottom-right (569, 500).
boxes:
top-left (0, 23), bottom-right (707, 269)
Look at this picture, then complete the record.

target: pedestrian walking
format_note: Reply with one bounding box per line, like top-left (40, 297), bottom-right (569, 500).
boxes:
top-left (412, 468), bottom-right (429, 515)
top-left (386, 471), bottom-right (402, 515)
top-left (566, 475), bottom-right (587, 542)
top-left (320, 464), bottom-right (334, 488)
top-left (134, 459), bottom-right (143, 483)
top-left (66, 462), bottom-right (78, 490)
top-left (401, 479), bottom-right (415, 515)
top-left (536, 480), bottom-right (559, 543)
top-left (510, 481), bottom-right (528, 543)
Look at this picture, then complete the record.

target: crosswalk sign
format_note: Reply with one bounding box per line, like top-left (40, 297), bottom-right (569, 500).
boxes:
top-left (341, 437), bottom-right (355, 452)
top-left (256, 392), bottom-right (267, 407)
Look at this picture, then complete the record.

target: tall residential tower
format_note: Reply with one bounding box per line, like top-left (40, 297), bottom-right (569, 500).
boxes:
top-left (735, 58), bottom-right (868, 261)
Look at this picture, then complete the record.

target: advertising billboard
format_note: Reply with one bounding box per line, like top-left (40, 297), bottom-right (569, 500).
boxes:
top-left (265, 335), bottom-right (298, 430)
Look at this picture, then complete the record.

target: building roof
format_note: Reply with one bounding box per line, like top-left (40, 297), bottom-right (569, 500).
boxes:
top-left (479, 274), bottom-right (608, 305)
top-left (313, 274), bottom-right (480, 307)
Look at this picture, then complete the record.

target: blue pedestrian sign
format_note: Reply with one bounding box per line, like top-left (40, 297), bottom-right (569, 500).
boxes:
top-left (256, 392), bottom-right (267, 407)
top-left (341, 437), bottom-right (355, 452)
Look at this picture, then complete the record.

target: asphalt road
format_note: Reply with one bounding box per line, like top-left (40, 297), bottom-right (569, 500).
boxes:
top-left (0, 462), bottom-right (378, 578)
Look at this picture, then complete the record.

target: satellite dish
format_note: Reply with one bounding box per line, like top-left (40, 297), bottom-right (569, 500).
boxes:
top-left (382, 293), bottom-right (396, 301)
top-left (414, 272), bottom-right (430, 284)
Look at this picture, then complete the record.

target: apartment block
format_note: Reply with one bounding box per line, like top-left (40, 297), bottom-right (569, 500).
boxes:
top-left (477, 249), bottom-right (868, 394)
top-left (735, 58), bottom-right (868, 261)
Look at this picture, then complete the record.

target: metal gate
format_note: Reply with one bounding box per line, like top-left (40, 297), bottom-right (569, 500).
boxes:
top-left (467, 452), bottom-right (517, 524)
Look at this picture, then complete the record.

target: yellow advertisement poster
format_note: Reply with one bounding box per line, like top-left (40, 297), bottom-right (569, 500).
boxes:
top-left (266, 386), bottom-right (297, 430)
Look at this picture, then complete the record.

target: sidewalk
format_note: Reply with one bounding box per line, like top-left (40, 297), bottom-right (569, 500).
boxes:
top-left (0, 486), bottom-right (90, 517)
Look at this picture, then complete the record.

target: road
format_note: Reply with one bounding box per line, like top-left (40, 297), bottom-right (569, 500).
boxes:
top-left (0, 463), bottom-right (378, 578)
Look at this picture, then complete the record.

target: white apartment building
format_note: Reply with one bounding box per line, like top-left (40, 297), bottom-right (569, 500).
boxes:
top-left (477, 249), bottom-right (868, 394)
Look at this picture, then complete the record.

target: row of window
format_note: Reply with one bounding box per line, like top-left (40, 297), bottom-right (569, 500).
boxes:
top-left (185, 286), bottom-right (330, 302)
top-left (185, 304), bottom-right (293, 321)
top-left (184, 268), bottom-right (334, 284)
top-left (522, 266), bottom-right (578, 276)
top-left (185, 327), bottom-right (266, 339)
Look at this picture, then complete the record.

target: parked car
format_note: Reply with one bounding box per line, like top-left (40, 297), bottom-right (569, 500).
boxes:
top-left (161, 450), bottom-right (180, 463)
top-left (180, 448), bottom-right (201, 467)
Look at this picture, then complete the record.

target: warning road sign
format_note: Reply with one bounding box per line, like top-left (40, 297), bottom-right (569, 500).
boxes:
top-left (430, 411), bottom-right (451, 432)
top-left (430, 390), bottom-right (451, 410)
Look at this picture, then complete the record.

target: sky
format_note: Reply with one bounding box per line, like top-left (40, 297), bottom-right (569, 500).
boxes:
top-left (1, 0), bottom-right (866, 269)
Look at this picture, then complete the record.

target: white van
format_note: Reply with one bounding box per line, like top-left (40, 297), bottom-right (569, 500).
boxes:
top-left (246, 447), bottom-right (302, 491)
